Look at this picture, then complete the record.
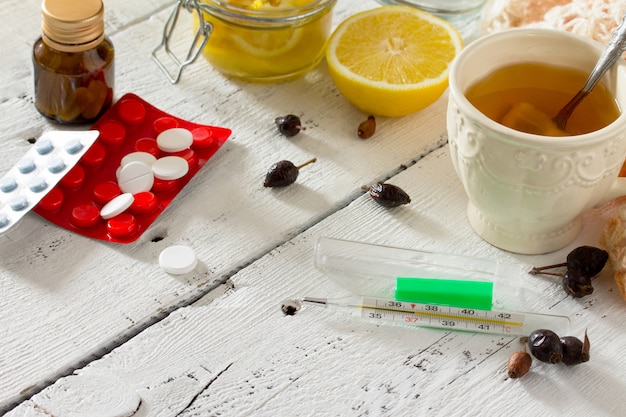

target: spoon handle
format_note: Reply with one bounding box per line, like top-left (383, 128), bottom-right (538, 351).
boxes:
top-left (580, 11), bottom-right (626, 95)
top-left (553, 12), bottom-right (626, 129)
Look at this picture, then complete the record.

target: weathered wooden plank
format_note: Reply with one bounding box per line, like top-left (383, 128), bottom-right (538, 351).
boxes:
top-left (9, 147), bottom-right (624, 416)
top-left (0, 0), bottom-right (451, 410)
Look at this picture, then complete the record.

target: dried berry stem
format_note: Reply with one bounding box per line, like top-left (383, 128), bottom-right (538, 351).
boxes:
top-left (296, 158), bottom-right (317, 169)
top-left (582, 329), bottom-right (590, 362)
top-left (530, 270), bottom-right (565, 277)
top-left (529, 262), bottom-right (567, 275)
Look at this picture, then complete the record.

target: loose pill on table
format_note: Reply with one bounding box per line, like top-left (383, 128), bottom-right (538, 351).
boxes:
top-left (152, 156), bottom-right (189, 180)
top-left (157, 128), bottom-right (193, 153)
top-left (100, 192), bottom-right (134, 219)
top-left (159, 245), bottom-right (198, 275)
top-left (117, 161), bottom-right (154, 194)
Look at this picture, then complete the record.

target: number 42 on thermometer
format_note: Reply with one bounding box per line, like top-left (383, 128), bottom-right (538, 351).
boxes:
top-left (303, 296), bottom-right (570, 336)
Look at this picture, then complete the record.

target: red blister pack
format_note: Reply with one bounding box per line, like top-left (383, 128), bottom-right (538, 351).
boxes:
top-left (33, 93), bottom-right (232, 243)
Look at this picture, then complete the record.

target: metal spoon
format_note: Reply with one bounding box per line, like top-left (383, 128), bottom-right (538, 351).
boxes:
top-left (553, 12), bottom-right (626, 130)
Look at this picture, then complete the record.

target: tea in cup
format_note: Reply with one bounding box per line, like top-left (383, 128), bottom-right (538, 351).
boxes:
top-left (447, 28), bottom-right (626, 254)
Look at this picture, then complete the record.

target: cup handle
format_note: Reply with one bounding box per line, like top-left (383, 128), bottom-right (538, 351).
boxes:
top-left (597, 176), bottom-right (626, 207)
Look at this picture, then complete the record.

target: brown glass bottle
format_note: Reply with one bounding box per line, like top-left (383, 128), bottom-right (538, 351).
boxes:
top-left (33, 0), bottom-right (114, 124)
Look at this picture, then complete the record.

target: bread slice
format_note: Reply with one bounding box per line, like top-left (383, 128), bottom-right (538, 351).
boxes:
top-left (600, 202), bottom-right (626, 300)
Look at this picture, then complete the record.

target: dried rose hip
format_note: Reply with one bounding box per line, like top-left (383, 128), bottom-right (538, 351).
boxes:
top-left (566, 246), bottom-right (608, 278)
top-left (507, 350), bottom-right (532, 378)
top-left (527, 329), bottom-right (563, 364)
top-left (528, 246), bottom-right (608, 298)
top-left (363, 183), bottom-right (411, 207)
top-left (263, 158), bottom-right (316, 187)
top-left (562, 269), bottom-right (594, 298)
top-left (275, 114), bottom-right (306, 137)
top-left (358, 115), bottom-right (376, 139)
top-left (560, 330), bottom-right (590, 366)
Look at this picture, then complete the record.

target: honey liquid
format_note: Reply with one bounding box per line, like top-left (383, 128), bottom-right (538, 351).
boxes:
top-left (465, 62), bottom-right (621, 136)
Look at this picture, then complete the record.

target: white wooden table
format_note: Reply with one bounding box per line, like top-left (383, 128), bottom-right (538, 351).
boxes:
top-left (1, 1), bottom-right (625, 416)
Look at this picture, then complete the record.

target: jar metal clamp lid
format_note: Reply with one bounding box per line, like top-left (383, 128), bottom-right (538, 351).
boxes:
top-left (152, 0), bottom-right (335, 84)
top-left (151, 0), bottom-right (213, 84)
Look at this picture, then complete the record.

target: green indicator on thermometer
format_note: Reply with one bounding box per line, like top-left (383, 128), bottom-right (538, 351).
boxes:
top-left (395, 277), bottom-right (494, 310)
top-left (311, 237), bottom-right (573, 335)
top-left (303, 296), bottom-right (571, 336)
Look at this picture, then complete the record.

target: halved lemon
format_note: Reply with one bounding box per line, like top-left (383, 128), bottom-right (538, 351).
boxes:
top-left (326, 6), bottom-right (463, 117)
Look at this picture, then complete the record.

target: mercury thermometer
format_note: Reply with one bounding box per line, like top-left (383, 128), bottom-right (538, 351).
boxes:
top-left (302, 295), bottom-right (571, 336)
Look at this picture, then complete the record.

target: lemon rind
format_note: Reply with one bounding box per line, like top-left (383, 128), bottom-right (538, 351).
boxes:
top-left (326, 6), bottom-right (462, 91)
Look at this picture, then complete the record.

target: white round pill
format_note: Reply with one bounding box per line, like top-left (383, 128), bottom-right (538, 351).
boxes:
top-left (159, 245), bottom-right (198, 275)
top-left (121, 151), bottom-right (157, 167)
top-left (157, 128), bottom-right (193, 153)
top-left (152, 156), bottom-right (189, 180)
top-left (118, 161), bottom-right (154, 194)
top-left (100, 193), bottom-right (134, 219)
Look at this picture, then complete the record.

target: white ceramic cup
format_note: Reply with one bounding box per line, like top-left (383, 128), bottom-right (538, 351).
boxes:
top-left (447, 28), bottom-right (626, 254)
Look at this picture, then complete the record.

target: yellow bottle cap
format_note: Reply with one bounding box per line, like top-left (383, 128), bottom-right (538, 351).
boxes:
top-left (41, 0), bottom-right (104, 52)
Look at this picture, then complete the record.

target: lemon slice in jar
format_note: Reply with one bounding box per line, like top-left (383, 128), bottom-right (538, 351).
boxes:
top-left (233, 29), bottom-right (302, 58)
top-left (326, 6), bottom-right (463, 117)
top-left (231, 0), bottom-right (306, 58)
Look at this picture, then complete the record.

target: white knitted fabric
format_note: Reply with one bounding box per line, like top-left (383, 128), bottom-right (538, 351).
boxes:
top-left (481, 0), bottom-right (626, 46)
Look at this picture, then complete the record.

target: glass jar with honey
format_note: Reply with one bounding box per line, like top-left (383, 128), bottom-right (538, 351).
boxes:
top-left (152, 0), bottom-right (336, 83)
top-left (33, 0), bottom-right (114, 124)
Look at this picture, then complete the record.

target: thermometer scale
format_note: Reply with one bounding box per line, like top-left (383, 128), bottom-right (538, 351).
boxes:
top-left (303, 296), bottom-right (571, 336)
